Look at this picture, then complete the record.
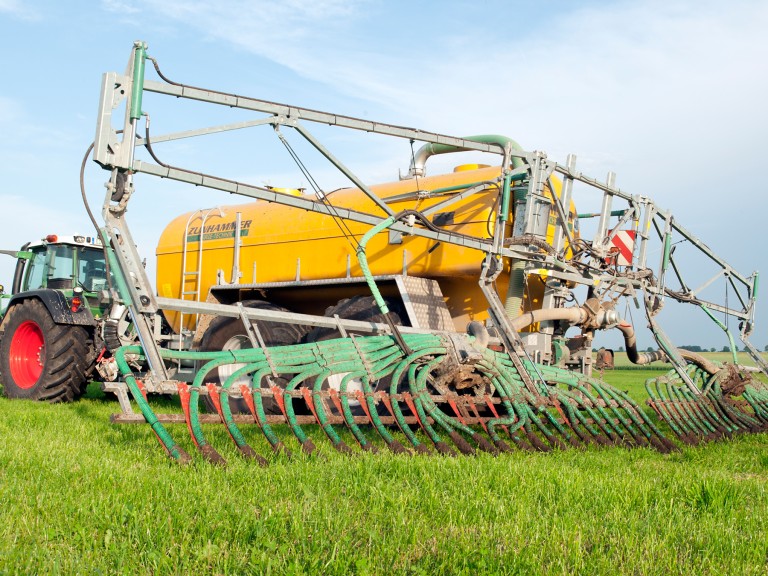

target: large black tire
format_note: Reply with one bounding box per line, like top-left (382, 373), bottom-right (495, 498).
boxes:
top-left (198, 300), bottom-right (309, 414)
top-left (0, 299), bottom-right (90, 402)
top-left (304, 295), bottom-right (406, 415)
top-left (304, 295), bottom-right (405, 342)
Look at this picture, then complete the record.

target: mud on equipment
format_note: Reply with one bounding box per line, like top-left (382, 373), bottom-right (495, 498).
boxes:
top-left (30, 40), bottom-right (763, 463)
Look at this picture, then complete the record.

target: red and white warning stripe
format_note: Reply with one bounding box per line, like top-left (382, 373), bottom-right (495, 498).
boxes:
top-left (609, 230), bottom-right (635, 266)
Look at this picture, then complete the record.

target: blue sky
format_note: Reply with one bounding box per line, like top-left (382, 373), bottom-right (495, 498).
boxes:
top-left (0, 0), bottom-right (766, 349)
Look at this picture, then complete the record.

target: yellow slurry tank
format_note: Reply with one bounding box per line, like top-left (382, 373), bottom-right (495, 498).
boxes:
top-left (156, 164), bottom-right (577, 333)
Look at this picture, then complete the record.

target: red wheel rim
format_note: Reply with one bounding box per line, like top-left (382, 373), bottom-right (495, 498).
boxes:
top-left (9, 320), bottom-right (44, 389)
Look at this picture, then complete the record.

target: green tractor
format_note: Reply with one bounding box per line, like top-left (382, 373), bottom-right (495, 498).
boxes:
top-left (0, 234), bottom-right (112, 402)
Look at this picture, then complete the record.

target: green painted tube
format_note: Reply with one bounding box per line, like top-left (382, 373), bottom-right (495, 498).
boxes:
top-left (415, 135), bottom-right (525, 171)
top-left (645, 378), bottom-right (685, 439)
top-left (408, 357), bottom-right (479, 452)
top-left (406, 365), bottom-right (443, 445)
top-left (475, 360), bottom-right (528, 443)
top-left (113, 346), bottom-right (189, 462)
top-left (310, 369), bottom-right (347, 448)
top-left (659, 378), bottom-right (696, 437)
top-left (660, 379), bottom-right (696, 436)
top-left (499, 173), bottom-right (512, 224)
top-left (387, 350), bottom-right (444, 450)
top-left (667, 385), bottom-right (707, 437)
top-left (555, 387), bottom-right (603, 439)
top-left (282, 368), bottom-right (323, 452)
top-left (677, 387), bottom-right (720, 436)
top-left (662, 232), bottom-right (672, 273)
top-left (356, 216), bottom-right (396, 315)
top-left (753, 272), bottom-right (760, 302)
top-left (130, 42), bottom-right (147, 121)
top-left (595, 383), bottom-right (650, 444)
top-left (249, 368), bottom-right (285, 450)
top-left (220, 362), bottom-right (270, 450)
top-left (700, 305), bottom-right (738, 363)
top-left (334, 371), bottom-right (375, 449)
top-left (355, 373), bottom-right (398, 448)
top-left (188, 354), bottom-right (246, 449)
top-left (607, 383), bottom-right (669, 441)
top-left (99, 229), bottom-right (136, 306)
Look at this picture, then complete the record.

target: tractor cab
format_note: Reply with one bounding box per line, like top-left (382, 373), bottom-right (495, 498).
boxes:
top-left (0, 234), bottom-right (110, 322)
top-left (15, 234), bottom-right (107, 293)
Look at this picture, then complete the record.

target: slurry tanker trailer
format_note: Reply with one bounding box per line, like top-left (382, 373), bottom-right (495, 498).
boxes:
top-left (0, 41), bottom-right (765, 463)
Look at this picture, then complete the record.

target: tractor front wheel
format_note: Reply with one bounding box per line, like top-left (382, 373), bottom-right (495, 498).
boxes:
top-left (0, 299), bottom-right (90, 402)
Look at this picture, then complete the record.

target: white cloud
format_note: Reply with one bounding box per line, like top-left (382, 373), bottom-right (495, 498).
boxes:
top-left (101, 0), bottom-right (141, 14)
top-left (0, 0), bottom-right (39, 19)
top-left (0, 96), bottom-right (22, 125)
top-left (146, 0), bottom-right (365, 47)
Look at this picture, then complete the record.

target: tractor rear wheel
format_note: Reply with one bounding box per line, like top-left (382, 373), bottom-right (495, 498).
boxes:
top-left (0, 299), bottom-right (90, 402)
top-left (198, 300), bottom-right (309, 414)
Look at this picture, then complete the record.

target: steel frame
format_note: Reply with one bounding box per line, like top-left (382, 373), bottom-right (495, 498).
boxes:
top-left (92, 42), bottom-right (765, 393)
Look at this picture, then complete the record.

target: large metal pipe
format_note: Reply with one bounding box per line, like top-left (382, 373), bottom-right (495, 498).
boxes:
top-left (405, 134), bottom-right (524, 179)
top-left (616, 321), bottom-right (665, 365)
top-left (615, 320), bottom-right (719, 374)
top-left (510, 306), bottom-right (596, 332)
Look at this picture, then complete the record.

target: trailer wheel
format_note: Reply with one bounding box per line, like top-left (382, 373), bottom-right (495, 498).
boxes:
top-left (198, 300), bottom-right (309, 414)
top-left (0, 299), bottom-right (89, 402)
top-left (304, 295), bottom-right (406, 342)
top-left (305, 295), bottom-right (406, 414)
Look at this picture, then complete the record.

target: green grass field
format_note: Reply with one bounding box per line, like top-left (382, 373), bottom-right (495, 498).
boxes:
top-left (1, 368), bottom-right (767, 575)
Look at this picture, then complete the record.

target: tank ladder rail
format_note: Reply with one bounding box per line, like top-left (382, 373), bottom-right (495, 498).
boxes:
top-left (178, 207), bottom-right (224, 337)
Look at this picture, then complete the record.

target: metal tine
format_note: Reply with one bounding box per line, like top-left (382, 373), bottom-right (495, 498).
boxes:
top-left (657, 379), bottom-right (699, 444)
top-left (239, 384), bottom-right (293, 458)
top-left (206, 383), bottom-right (268, 466)
top-left (387, 357), bottom-right (434, 455)
top-left (278, 373), bottom-right (321, 456)
top-left (550, 391), bottom-right (595, 447)
top-left (177, 354), bottom-right (237, 465)
top-left (538, 392), bottom-right (583, 449)
top-left (592, 383), bottom-right (650, 448)
top-left (668, 385), bottom-right (717, 441)
top-left (556, 387), bottom-right (612, 447)
top-left (406, 360), bottom-right (478, 456)
top-left (372, 391), bottom-right (413, 455)
top-left (238, 366), bottom-right (295, 457)
top-left (584, 382), bottom-right (643, 448)
top-left (328, 388), bottom-right (378, 453)
top-left (216, 361), bottom-right (279, 462)
top-left (115, 347), bottom-right (192, 463)
top-left (482, 373), bottom-right (537, 452)
top-left (304, 373), bottom-right (354, 456)
top-left (569, 380), bottom-right (626, 445)
top-left (647, 378), bottom-right (690, 443)
top-left (405, 363), bottom-right (459, 456)
top-left (178, 383), bottom-right (226, 465)
top-left (606, 384), bottom-right (677, 453)
top-left (449, 394), bottom-right (501, 455)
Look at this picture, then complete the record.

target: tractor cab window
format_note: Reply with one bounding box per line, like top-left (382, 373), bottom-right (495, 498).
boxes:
top-left (77, 248), bottom-right (108, 292)
top-left (23, 244), bottom-right (77, 290)
top-left (46, 245), bottom-right (76, 289)
top-left (24, 249), bottom-right (47, 291)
